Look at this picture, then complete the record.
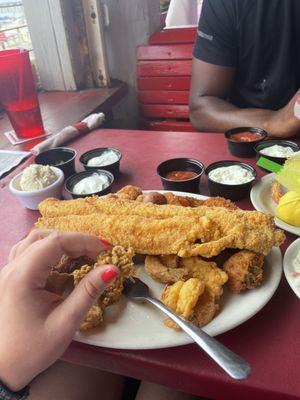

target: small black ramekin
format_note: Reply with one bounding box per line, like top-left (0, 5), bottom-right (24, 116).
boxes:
top-left (225, 127), bottom-right (267, 158)
top-left (64, 170), bottom-right (114, 199)
top-left (205, 160), bottom-right (257, 201)
top-left (79, 147), bottom-right (122, 177)
top-left (35, 147), bottom-right (76, 178)
top-left (254, 140), bottom-right (300, 172)
top-left (157, 158), bottom-right (204, 194)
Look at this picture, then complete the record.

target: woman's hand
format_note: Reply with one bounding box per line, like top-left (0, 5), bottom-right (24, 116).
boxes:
top-left (0, 230), bottom-right (119, 391)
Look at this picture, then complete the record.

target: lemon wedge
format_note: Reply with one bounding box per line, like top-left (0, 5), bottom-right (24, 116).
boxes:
top-left (275, 191), bottom-right (300, 227)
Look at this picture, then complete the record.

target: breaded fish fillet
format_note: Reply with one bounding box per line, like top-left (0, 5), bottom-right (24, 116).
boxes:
top-left (36, 200), bottom-right (285, 257)
top-left (38, 196), bottom-right (261, 220)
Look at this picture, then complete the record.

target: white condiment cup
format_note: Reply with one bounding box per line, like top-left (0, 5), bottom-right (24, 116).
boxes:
top-left (9, 166), bottom-right (64, 210)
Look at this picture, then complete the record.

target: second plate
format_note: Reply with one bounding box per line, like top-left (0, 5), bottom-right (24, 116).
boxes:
top-left (250, 173), bottom-right (300, 236)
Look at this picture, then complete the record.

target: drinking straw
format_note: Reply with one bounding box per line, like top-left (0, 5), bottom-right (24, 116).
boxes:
top-left (256, 156), bottom-right (283, 173)
top-left (18, 50), bottom-right (24, 102)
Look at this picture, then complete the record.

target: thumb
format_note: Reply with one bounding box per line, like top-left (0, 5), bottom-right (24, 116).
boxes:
top-left (54, 264), bottom-right (119, 330)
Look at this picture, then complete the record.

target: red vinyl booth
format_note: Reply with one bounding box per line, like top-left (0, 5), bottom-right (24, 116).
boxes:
top-left (137, 27), bottom-right (197, 132)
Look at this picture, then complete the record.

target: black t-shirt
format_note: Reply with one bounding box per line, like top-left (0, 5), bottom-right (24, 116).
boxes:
top-left (193, 0), bottom-right (300, 110)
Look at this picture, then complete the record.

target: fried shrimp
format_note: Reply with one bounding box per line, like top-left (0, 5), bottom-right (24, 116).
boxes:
top-left (161, 278), bottom-right (219, 330)
top-left (270, 181), bottom-right (285, 204)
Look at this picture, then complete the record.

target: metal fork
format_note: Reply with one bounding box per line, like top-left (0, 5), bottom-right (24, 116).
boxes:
top-left (123, 277), bottom-right (251, 380)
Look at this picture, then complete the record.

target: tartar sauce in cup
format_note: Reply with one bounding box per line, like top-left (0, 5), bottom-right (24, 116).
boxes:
top-left (72, 173), bottom-right (110, 195)
top-left (208, 165), bottom-right (254, 185)
top-left (260, 145), bottom-right (300, 158)
top-left (87, 150), bottom-right (119, 167)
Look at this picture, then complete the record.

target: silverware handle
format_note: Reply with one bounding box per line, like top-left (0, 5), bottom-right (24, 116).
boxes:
top-left (147, 297), bottom-right (251, 380)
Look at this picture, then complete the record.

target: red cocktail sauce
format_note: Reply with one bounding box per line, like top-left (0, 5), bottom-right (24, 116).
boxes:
top-left (230, 132), bottom-right (261, 142)
top-left (165, 170), bottom-right (198, 181)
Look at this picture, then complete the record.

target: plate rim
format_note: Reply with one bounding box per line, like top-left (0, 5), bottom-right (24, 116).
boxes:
top-left (283, 238), bottom-right (300, 299)
top-left (250, 173), bottom-right (300, 236)
top-left (73, 189), bottom-right (283, 350)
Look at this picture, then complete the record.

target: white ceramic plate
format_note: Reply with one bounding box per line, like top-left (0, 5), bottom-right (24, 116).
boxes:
top-left (74, 191), bottom-right (283, 350)
top-left (250, 173), bottom-right (300, 236)
top-left (283, 238), bottom-right (300, 299)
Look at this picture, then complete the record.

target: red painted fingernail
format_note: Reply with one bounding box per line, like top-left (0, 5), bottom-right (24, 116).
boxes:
top-left (101, 267), bottom-right (118, 283)
top-left (99, 238), bottom-right (111, 247)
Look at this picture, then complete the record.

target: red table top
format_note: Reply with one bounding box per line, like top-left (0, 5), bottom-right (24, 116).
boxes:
top-left (1, 129), bottom-right (299, 400)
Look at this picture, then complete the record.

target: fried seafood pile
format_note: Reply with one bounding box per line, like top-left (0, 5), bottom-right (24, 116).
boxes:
top-left (151, 255), bottom-right (228, 330)
top-left (162, 278), bottom-right (220, 331)
top-left (40, 185), bottom-right (285, 332)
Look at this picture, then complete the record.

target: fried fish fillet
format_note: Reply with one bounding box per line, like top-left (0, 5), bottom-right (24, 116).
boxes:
top-left (37, 199), bottom-right (285, 257)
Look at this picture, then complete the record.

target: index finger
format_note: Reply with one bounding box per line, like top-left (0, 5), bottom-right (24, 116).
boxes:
top-left (18, 231), bottom-right (111, 287)
top-left (8, 229), bottom-right (54, 262)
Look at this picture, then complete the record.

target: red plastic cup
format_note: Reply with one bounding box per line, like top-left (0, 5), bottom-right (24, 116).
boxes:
top-left (0, 49), bottom-right (45, 138)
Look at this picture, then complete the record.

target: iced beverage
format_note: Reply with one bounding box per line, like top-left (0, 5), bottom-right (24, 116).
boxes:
top-left (0, 49), bottom-right (44, 138)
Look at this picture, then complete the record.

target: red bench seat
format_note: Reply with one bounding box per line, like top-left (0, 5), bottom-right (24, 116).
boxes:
top-left (137, 27), bottom-right (197, 132)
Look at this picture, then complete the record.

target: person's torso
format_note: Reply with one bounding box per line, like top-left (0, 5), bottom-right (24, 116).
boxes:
top-left (230, 0), bottom-right (300, 110)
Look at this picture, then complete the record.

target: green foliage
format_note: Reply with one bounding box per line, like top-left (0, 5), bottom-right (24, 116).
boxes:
top-left (160, 0), bottom-right (171, 12)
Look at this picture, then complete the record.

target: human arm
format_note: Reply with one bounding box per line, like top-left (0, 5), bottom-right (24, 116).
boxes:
top-left (189, 57), bottom-right (300, 138)
top-left (0, 230), bottom-right (119, 392)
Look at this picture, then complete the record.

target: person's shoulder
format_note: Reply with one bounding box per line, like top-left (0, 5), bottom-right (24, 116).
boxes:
top-left (202, 0), bottom-right (254, 23)
top-left (194, 0), bottom-right (241, 67)
top-left (202, 0), bottom-right (236, 15)
top-left (200, 0), bottom-right (238, 26)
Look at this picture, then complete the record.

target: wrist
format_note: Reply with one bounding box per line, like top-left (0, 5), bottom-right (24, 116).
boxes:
top-left (264, 110), bottom-right (300, 138)
top-left (263, 111), bottom-right (279, 137)
top-left (0, 376), bottom-right (27, 394)
top-left (0, 364), bottom-right (30, 393)
top-left (0, 381), bottom-right (29, 399)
